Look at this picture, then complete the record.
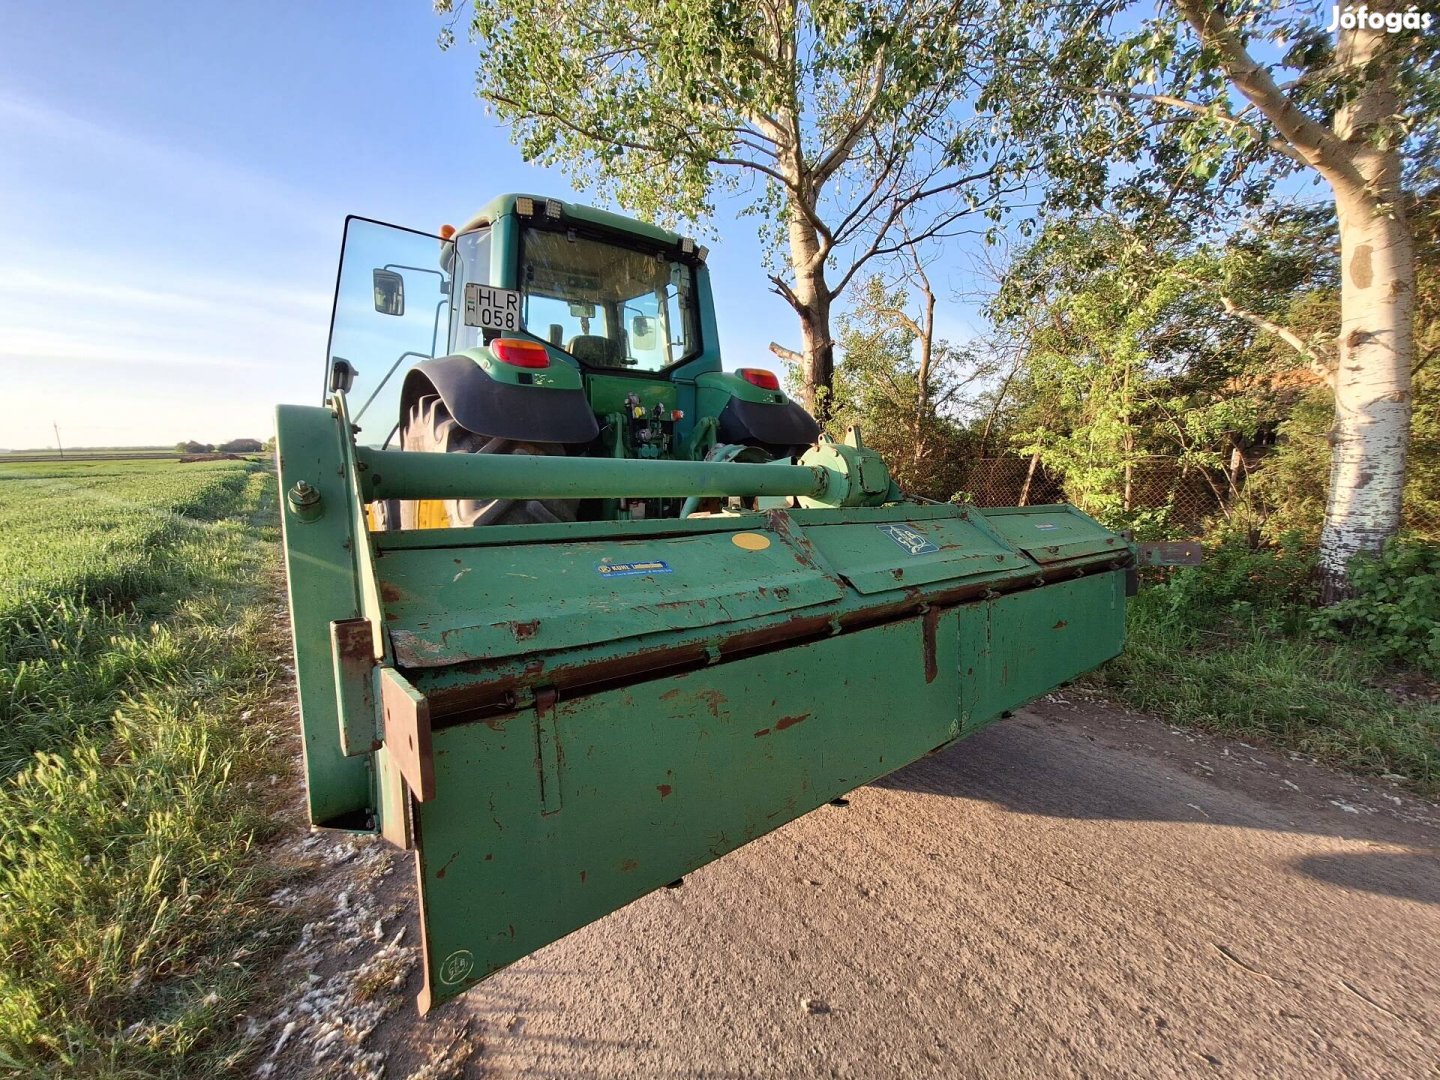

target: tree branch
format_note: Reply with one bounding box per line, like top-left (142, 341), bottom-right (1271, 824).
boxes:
top-left (1211, 292), bottom-right (1335, 385)
top-left (1171, 0), bottom-right (1364, 192)
top-left (1068, 85), bottom-right (1309, 167)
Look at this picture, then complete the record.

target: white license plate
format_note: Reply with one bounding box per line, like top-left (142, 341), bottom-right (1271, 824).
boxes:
top-left (463, 284), bottom-right (522, 331)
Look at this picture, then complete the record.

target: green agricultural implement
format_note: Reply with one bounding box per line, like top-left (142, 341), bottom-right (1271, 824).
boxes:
top-left (276, 195), bottom-right (1160, 1012)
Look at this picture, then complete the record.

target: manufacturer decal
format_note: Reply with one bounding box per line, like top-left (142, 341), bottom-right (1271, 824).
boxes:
top-left (438, 949), bottom-right (474, 985)
top-left (876, 523), bottom-right (938, 556)
top-left (1032, 522), bottom-right (1058, 531)
top-left (596, 560), bottom-right (672, 577)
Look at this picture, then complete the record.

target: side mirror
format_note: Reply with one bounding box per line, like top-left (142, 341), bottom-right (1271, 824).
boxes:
top-left (329, 357), bottom-right (357, 394)
top-left (631, 315), bottom-right (656, 349)
top-left (373, 269), bottom-right (405, 316)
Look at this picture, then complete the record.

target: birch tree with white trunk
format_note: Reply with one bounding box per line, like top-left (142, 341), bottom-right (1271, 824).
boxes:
top-left (999, 0), bottom-right (1439, 595)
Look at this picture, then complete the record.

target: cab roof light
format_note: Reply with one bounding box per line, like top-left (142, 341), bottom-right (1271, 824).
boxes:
top-left (680, 237), bottom-right (695, 254)
top-left (491, 338), bottom-right (550, 369)
top-left (439, 223), bottom-right (456, 240)
top-left (738, 367), bottom-right (781, 391)
top-left (515, 196), bottom-right (535, 216)
top-left (544, 199), bottom-right (563, 219)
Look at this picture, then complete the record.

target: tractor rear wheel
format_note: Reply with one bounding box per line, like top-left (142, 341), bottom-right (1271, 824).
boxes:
top-left (397, 394), bottom-right (579, 529)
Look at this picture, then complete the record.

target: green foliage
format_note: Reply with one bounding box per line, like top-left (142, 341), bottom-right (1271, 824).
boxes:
top-left (1104, 537), bottom-right (1440, 796)
top-left (997, 0), bottom-right (1440, 232)
top-left (991, 219), bottom-right (1281, 528)
top-left (830, 276), bottom-right (987, 499)
top-left (984, 1), bottom-right (1439, 576)
top-left (1313, 542), bottom-right (1440, 674)
top-left (438, 0), bottom-right (1015, 233)
top-left (1232, 389), bottom-right (1332, 544)
top-left (1103, 605), bottom-right (1440, 797)
top-left (0, 462), bottom-right (289, 1076)
top-left (1137, 532), bottom-right (1318, 633)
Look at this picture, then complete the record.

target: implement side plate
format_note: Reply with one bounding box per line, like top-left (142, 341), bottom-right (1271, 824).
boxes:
top-left (412, 611), bottom-right (966, 1011)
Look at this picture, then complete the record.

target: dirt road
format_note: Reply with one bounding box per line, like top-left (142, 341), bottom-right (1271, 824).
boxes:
top-left (265, 695), bottom-right (1440, 1079)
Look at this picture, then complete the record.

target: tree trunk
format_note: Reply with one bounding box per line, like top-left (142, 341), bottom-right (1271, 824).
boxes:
top-left (1019, 449), bottom-right (1041, 506)
top-left (795, 284), bottom-right (834, 422)
top-left (1318, 196), bottom-right (1414, 598)
top-left (913, 282), bottom-right (936, 471)
top-left (1173, 0), bottom-right (1416, 600)
top-left (784, 200), bottom-right (835, 424)
top-left (1316, 13), bottom-right (1414, 599)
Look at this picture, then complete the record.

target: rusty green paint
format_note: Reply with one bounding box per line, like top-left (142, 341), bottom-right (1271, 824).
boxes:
top-left (410, 572), bottom-right (1126, 1009)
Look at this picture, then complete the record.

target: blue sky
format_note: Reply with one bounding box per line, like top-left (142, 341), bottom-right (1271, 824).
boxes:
top-left (0, 2), bottom-right (985, 450)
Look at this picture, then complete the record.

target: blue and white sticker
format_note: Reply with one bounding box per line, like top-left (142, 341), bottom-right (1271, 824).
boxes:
top-left (876, 523), bottom-right (938, 556)
top-left (596, 560), bottom-right (672, 577)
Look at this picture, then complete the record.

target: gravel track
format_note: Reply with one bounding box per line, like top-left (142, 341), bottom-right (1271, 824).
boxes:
top-left (267, 696), bottom-right (1440, 1079)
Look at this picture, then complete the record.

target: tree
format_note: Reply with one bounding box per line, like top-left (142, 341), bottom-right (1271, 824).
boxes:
top-left (990, 216), bottom-right (1329, 529)
top-left (1000, 0), bottom-right (1439, 594)
top-left (830, 269), bottom-right (991, 499)
top-left (435, 0), bottom-right (1021, 420)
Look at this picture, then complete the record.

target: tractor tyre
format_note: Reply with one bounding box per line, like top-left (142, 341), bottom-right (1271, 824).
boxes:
top-left (398, 394), bottom-right (579, 529)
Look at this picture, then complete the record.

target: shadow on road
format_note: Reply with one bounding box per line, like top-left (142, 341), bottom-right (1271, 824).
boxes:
top-left (1293, 851), bottom-right (1440, 904)
top-left (873, 709), bottom-right (1440, 901)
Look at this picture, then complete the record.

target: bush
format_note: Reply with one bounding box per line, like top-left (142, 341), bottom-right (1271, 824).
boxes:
top-left (1137, 530), bottom-right (1318, 633)
top-left (1312, 541), bottom-right (1440, 674)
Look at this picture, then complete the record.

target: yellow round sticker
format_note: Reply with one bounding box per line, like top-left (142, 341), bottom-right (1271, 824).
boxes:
top-left (731, 532), bottom-right (771, 551)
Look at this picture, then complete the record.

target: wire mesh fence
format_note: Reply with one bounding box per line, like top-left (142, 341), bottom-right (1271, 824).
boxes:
top-left (961, 456), bottom-right (1440, 541)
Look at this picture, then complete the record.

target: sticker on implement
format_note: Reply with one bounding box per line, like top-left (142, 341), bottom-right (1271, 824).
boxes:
top-left (463, 283), bottom-right (522, 331)
top-left (876, 523), bottom-right (938, 556)
top-left (596, 560), bottom-right (672, 577)
top-left (1033, 522), bottom-right (1058, 531)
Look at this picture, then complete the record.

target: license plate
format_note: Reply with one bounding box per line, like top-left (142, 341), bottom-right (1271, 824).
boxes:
top-left (463, 284), bottom-right (522, 331)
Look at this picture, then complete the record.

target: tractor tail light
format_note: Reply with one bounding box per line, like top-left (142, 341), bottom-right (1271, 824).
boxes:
top-left (491, 339), bottom-right (550, 369)
top-left (738, 368), bottom-right (781, 391)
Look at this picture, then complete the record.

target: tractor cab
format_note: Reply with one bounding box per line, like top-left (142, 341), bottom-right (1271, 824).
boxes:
top-left (449, 201), bottom-right (701, 373)
top-left (325, 195), bottom-right (818, 525)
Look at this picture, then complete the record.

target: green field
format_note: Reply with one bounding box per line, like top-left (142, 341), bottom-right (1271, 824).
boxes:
top-left (0, 460), bottom-right (288, 1077)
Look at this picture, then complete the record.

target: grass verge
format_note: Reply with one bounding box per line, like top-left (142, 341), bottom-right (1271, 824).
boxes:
top-left (1098, 584), bottom-right (1440, 799)
top-left (0, 461), bottom-right (293, 1077)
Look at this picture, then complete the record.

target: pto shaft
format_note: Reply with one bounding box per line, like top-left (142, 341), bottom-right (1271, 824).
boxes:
top-left (356, 448), bottom-right (830, 502)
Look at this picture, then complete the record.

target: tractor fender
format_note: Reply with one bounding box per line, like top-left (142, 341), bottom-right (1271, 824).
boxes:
top-left (400, 355), bottom-right (599, 445)
top-left (717, 396), bottom-right (820, 457)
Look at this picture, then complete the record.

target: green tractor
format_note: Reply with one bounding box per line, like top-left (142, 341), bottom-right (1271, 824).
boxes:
top-left (336, 195), bottom-right (826, 532)
top-left (277, 195), bottom-right (1146, 1011)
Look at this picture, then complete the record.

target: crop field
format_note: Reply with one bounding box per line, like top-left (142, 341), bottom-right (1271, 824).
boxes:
top-left (0, 459), bottom-right (289, 1077)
